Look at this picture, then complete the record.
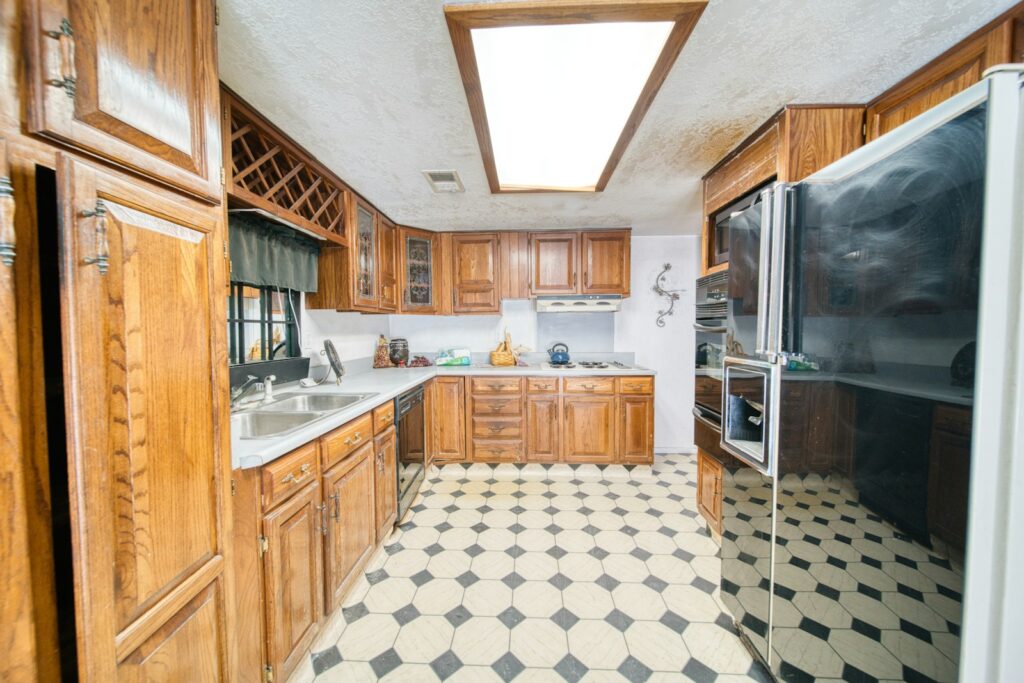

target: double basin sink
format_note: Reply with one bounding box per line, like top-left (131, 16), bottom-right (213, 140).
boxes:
top-left (233, 392), bottom-right (378, 440)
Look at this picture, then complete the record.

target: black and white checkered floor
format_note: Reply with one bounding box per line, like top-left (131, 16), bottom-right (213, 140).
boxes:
top-left (289, 454), bottom-right (767, 682)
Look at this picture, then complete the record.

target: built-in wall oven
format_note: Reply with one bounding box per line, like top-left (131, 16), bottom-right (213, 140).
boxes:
top-left (694, 270), bottom-right (728, 374)
top-left (395, 385), bottom-right (425, 523)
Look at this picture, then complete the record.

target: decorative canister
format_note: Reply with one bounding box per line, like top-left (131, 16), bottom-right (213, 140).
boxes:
top-left (389, 338), bottom-right (409, 366)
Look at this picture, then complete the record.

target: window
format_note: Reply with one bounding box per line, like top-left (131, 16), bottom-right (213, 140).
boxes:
top-left (445, 2), bottom-right (707, 193)
top-left (227, 284), bottom-right (300, 365)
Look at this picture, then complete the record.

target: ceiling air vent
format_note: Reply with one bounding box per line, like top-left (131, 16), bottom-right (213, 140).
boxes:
top-left (423, 170), bottom-right (465, 193)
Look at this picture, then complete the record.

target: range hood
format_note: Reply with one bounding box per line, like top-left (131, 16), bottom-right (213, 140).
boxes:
top-left (535, 295), bottom-right (622, 313)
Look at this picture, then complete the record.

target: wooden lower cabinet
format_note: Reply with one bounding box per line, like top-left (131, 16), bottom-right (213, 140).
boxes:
top-left (563, 396), bottom-right (617, 463)
top-left (433, 376), bottom-right (466, 462)
top-left (526, 395), bottom-right (561, 462)
top-left (373, 426), bottom-right (399, 543)
top-left (263, 480), bottom-right (324, 681)
top-left (324, 442), bottom-right (375, 613)
top-left (697, 449), bottom-right (723, 535)
top-left (619, 395), bottom-right (654, 464)
top-left (927, 404), bottom-right (972, 552)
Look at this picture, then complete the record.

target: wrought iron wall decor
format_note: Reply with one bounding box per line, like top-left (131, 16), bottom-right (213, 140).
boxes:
top-left (653, 263), bottom-right (685, 327)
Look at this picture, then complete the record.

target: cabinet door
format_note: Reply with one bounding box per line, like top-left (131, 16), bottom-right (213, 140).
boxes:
top-left (696, 450), bottom-right (722, 534)
top-left (526, 395), bottom-right (561, 462)
top-left (866, 22), bottom-right (1011, 141)
top-left (56, 155), bottom-right (231, 680)
top-left (323, 442), bottom-right (375, 613)
top-left (499, 231), bottom-right (530, 300)
top-left (433, 377), bottom-right (466, 462)
top-left (26, 0), bottom-right (221, 202)
top-left (581, 230), bottom-right (630, 295)
top-left (377, 217), bottom-right (398, 311)
top-left (530, 231), bottom-right (578, 295)
top-left (0, 141), bottom-right (40, 682)
top-left (618, 396), bottom-right (653, 464)
top-left (374, 426), bottom-right (398, 542)
top-left (452, 233), bottom-right (500, 313)
top-left (350, 196), bottom-right (378, 309)
top-left (563, 396), bottom-right (616, 463)
top-left (400, 227), bottom-right (438, 314)
top-left (263, 481), bottom-right (323, 682)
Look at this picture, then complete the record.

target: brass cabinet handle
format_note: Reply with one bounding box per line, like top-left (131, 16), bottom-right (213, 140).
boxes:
top-left (487, 424), bottom-right (506, 434)
top-left (45, 18), bottom-right (76, 98)
top-left (581, 383), bottom-right (596, 391)
top-left (0, 176), bottom-right (14, 267)
top-left (281, 462), bottom-right (312, 484)
top-left (81, 200), bottom-right (109, 275)
top-left (344, 431), bottom-right (363, 446)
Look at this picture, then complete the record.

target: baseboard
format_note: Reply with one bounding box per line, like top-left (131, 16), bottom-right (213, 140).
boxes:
top-left (654, 446), bottom-right (696, 455)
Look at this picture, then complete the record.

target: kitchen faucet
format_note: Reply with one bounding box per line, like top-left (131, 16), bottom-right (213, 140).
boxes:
top-left (230, 375), bottom-right (260, 408)
top-left (262, 375), bottom-right (276, 403)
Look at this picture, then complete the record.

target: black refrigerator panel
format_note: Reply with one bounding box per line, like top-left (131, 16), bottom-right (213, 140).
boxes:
top-left (766, 103), bottom-right (985, 681)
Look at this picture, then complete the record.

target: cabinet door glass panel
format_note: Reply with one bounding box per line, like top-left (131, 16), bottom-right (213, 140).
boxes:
top-left (356, 206), bottom-right (375, 300)
top-left (405, 235), bottom-right (433, 308)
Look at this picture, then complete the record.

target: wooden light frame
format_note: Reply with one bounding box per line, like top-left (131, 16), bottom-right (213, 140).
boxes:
top-left (445, 1), bottom-right (707, 194)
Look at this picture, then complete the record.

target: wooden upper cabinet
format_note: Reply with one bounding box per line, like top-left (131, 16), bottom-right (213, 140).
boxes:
top-left (350, 195), bottom-right (378, 310)
top-left (529, 231), bottom-right (578, 295)
top-left (451, 232), bottom-right (500, 313)
top-left (55, 155), bottom-right (231, 680)
top-left (866, 20), bottom-right (1013, 142)
top-left (263, 481), bottom-right (323, 682)
top-left (377, 217), bottom-right (398, 312)
top-left (581, 230), bottom-right (631, 295)
top-left (26, 0), bottom-right (221, 202)
top-left (498, 231), bottom-right (530, 300)
top-left (399, 226), bottom-right (440, 314)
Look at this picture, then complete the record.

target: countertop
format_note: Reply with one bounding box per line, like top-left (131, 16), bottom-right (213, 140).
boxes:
top-left (232, 363), bottom-right (656, 470)
top-left (695, 364), bottom-right (972, 406)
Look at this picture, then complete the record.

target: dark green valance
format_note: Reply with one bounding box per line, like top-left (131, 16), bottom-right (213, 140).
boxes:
top-left (228, 213), bottom-right (320, 292)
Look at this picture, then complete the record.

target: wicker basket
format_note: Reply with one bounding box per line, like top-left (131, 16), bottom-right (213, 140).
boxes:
top-left (490, 350), bottom-right (515, 366)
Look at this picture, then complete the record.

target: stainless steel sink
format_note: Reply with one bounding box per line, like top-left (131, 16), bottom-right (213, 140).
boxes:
top-left (258, 393), bottom-right (376, 413)
top-left (233, 411), bottom-right (323, 439)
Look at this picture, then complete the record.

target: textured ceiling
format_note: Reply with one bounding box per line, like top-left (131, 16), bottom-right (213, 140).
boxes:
top-left (219, 0), bottom-right (1015, 235)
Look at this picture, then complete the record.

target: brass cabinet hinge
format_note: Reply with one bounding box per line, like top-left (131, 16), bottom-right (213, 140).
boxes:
top-left (215, 4), bottom-right (221, 26)
top-left (220, 167), bottom-right (226, 186)
top-left (258, 535), bottom-right (269, 557)
top-left (230, 479), bottom-right (236, 496)
top-left (263, 664), bottom-right (273, 683)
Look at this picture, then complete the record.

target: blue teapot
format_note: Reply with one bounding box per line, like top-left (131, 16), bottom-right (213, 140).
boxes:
top-left (548, 342), bottom-right (571, 365)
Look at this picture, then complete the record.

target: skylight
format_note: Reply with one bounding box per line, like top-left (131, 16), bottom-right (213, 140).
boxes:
top-left (472, 22), bottom-right (673, 191)
top-left (445, 2), bottom-right (707, 194)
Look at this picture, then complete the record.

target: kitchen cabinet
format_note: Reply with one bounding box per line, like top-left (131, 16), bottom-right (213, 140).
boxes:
top-left (695, 375), bottom-right (722, 415)
top-left (927, 404), bottom-right (972, 552)
top-left (55, 155), bottom-right (232, 681)
top-left (373, 426), bottom-right (398, 543)
top-left (563, 394), bottom-right (617, 463)
top-left (352, 197), bottom-right (379, 309)
top-left (526, 377), bottom-right (561, 462)
top-left (377, 216), bottom-right (399, 311)
top-left (530, 231), bottom-right (578, 295)
top-left (452, 232), bottom-right (500, 313)
top-left (399, 226), bottom-right (442, 314)
top-left (618, 395), bottom-right (654, 464)
top-left (24, 0), bottom-right (222, 202)
top-left (323, 442), bottom-right (375, 613)
top-left (263, 479), bottom-right (324, 682)
top-left (582, 230), bottom-right (631, 295)
top-left (697, 449), bottom-right (723, 535)
top-left (700, 106), bottom-right (864, 275)
top-left (432, 377), bottom-right (467, 462)
top-left (866, 19), bottom-right (1013, 142)
top-left (468, 377), bottom-right (525, 463)
top-left (499, 231), bottom-right (531, 300)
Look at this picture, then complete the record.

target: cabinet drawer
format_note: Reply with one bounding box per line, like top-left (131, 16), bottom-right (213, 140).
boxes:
top-left (262, 442), bottom-right (319, 511)
top-left (472, 417), bottom-right (523, 439)
top-left (471, 396), bottom-right (522, 416)
top-left (472, 439), bottom-right (523, 462)
top-left (526, 377), bottom-right (558, 394)
top-left (617, 376), bottom-right (653, 395)
top-left (373, 402), bottom-right (395, 434)
top-left (322, 413), bottom-right (374, 470)
top-left (563, 377), bottom-right (615, 394)
top-left (933, 404), bottom-right (972, 437)
top-left (471, 377), bottom-right (523, 394)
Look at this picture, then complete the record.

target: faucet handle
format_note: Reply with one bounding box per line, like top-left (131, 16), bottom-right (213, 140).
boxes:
top-left (264, 374), bottom-right (276, 383)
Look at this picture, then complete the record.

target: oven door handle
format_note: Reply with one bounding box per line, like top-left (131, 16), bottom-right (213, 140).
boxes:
top-left (691, 406), bottom-right (721, 430)
top-left (693, 322), bottom-right (727, 333)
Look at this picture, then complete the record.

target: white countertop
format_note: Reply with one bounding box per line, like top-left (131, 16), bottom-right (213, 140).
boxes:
top-left (232, 363), bottom-right (656, 470)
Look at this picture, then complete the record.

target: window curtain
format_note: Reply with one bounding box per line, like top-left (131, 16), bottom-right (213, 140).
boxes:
top-left (228, 212), bottom-right (320, 292)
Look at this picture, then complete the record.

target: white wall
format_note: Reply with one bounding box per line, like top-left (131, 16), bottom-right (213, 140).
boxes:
top-left (388, 299), bottom-right (538, 353)
top-left (301, 305), bottom-right (389, 367)
top-left (615, 235), bottom-right (699, 453)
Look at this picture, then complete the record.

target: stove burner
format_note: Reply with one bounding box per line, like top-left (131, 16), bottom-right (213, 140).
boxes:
top-left (579, 361), bottom-right (609, 369)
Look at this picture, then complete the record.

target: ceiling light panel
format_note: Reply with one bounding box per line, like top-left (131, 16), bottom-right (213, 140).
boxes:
top-left (472, 21), bottom-right (673, 191)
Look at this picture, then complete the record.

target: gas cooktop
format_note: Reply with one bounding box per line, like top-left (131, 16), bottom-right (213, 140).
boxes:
top-left (545, 360), bottom-right (631, 370)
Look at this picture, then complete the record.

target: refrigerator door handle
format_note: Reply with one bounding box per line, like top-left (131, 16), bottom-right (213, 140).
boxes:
top-left (766, 183), bottom-right (791, 359)
top-left (754, 188), bottom-right (774, 356)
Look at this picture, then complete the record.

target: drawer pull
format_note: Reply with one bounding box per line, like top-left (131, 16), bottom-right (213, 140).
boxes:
top-left (581, 383), bottom-right (596, 390)
top-left (344, 431), bottom-right (363, 446)
top-left (488, 424), bottom-right (507, 433)
top-left (281, 462), bottom-right (312, 485)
